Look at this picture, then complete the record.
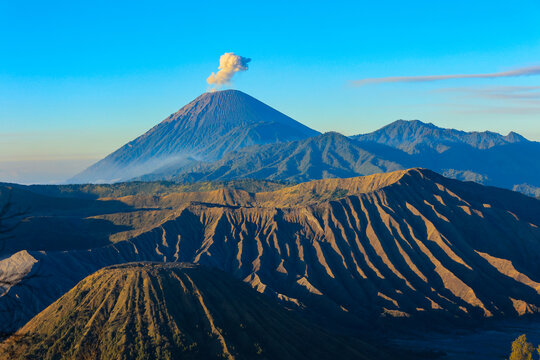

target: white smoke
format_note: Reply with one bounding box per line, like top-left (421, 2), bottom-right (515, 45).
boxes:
top-left (207, 52), bottom-right (251, 89)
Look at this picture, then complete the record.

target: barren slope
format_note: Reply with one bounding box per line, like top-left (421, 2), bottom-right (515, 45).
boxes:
top-left (1, 263), bottom-right (382, 360)
top-left (2, 169), bottom-right (539, 332)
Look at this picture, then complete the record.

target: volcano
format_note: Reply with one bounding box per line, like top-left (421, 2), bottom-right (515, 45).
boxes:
top-left (70, 90), bottom-right (319, 183)
top-left (1, 262), bottom-right (385, 360)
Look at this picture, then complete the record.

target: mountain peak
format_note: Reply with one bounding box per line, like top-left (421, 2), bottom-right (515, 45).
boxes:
top-left (353, 119), bottom-right (528, 154)
top-left (187, 88), bottom-right (253, 104)
top-left (389, 119), bottom-right (437, 128)
top-left (505, 131), bottom-right (528, 142)
top-left (202, 88), bottom-right (246, 96)
top-left (70, 91), bottom-right (319, 183)
top-left (163, 89), bottom-right (279, 126)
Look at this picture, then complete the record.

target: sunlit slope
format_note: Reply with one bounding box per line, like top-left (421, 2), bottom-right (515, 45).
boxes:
top-left (131, 168), bottom-right (540, 321)
top-left (1, 263), bottom-right (382, 360)
top-left (2, 168), bottom-right (540, 331)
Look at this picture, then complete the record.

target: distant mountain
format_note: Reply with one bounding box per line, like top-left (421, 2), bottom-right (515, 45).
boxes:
top-left (352, 119), bottom-right (528, 154)
top-left (2, 262), bottom-right (384, 360)
top-left (69, 93), bottom-right (538, 193)
top-left (136, 125), bottom-right (540, 194)
top-left (140, 132), bottom-right (405, 182)
top-left (70, 90), bottom-right (319, 183)
top-left (351, 120), bottom-right (540, 191)
top-left (3, 169), bottom-right (540, 332)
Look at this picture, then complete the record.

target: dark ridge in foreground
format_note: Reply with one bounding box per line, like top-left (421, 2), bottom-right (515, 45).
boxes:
top-left (0, 262), bottom-right (387, 360)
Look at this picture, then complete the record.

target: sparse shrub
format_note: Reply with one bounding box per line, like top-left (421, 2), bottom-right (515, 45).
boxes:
top-left (509, 334), bottom-right (538, 360)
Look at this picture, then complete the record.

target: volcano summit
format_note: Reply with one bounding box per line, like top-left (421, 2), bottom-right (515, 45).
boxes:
top-left (70, 90), bottom-right (319, 183)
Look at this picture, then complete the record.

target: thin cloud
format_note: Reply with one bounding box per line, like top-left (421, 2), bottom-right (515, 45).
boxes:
top-left (432, 85), bottom-right (540, 102)
top-left (452, 106), bottom-right (540, 115)
top-left (434, 85), bottom-right (540, 93)
top-left (351, 65), bottom-right (540, 86)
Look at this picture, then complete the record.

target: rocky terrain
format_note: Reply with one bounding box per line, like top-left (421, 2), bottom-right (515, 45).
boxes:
top-left (1, 262), bottom-right (385, 360)
top-left (2, 168), bottom-right (539, 333)
top-left (3, 89), bottom-right (539, 358)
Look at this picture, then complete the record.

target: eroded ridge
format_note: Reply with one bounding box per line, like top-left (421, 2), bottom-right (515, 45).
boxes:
top-left (1, 169), bottom-right (539, 330)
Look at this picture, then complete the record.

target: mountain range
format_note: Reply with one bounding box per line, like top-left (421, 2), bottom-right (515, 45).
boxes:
top-left (2, 89), bottom-right (540, 359)
top-left (2, 169), bottom-right (539, 334)
top-left (70, 90), bottom-right (540, 196)
top-left (352, 119), bottom-right (527, 153)
top-left (139, 131), bottom-right (404, 183)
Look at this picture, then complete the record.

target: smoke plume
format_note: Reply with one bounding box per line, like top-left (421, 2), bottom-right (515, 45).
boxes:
top-left (207, 53), bottom-right (251, 88)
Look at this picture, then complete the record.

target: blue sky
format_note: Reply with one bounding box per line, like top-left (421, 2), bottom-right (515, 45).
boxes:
top-left (1, 1), bottom-right (540, 183)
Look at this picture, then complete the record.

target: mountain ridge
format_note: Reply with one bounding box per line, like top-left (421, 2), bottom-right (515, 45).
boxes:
top-left (140, 131), bottom-right (405, 183)
top-left (352, 119), bottom-right (529, 154)
top-left (2, 168), bottom-right (539, 333)
top-left (137, 127), bottom-right (540, 194)
top-left (67, 91), bottom-right (538, 195)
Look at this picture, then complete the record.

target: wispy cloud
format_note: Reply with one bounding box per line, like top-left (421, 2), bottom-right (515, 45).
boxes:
top-left (351, 65), bottom-right (540, 86)
top-left (432, 86), bottom-right (540, 103)
top-left (451, 106), bottom-right (540, 115)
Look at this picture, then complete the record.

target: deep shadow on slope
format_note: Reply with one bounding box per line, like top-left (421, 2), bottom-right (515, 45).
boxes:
top-left (0, 185), bottom-right (137, 255)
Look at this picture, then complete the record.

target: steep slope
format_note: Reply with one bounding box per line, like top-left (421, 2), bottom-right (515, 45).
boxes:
top-left (70, 90), bottom-right (319, 183)
top-left (1, 263), bottom-right (384, 360)
top-left (142, 132), bottom-right (405, 182)
top-left (2, 169), bottom-right (539, 332)
top-left (353, 119), bottom-right (528, 154)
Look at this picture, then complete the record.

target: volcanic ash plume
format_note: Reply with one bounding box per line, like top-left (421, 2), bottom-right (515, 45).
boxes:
top-left (207, 52), bottom-right (251, 88)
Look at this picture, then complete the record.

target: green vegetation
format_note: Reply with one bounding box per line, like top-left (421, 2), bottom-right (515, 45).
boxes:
top-left (305, 187), bottom-right (349, 203)
top-left (509, 334), bottom-right (540, 360)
